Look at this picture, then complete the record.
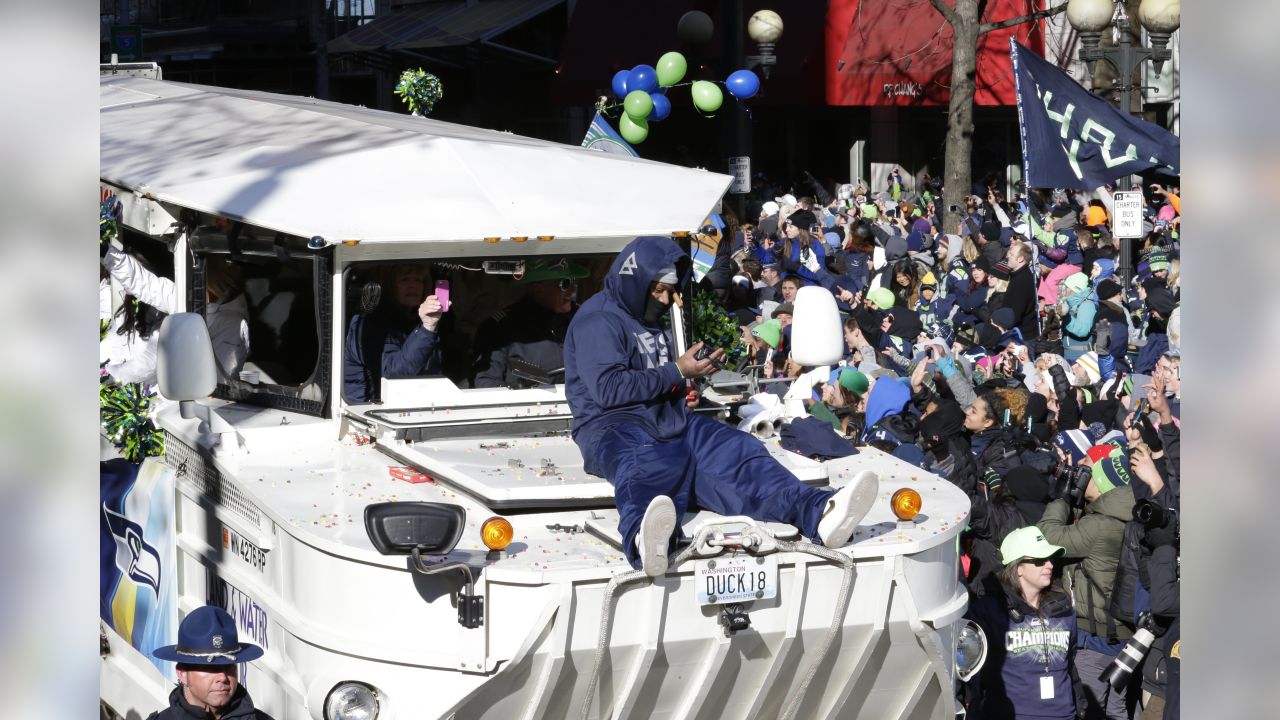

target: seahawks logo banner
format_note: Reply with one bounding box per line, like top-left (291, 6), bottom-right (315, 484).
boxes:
top-left (581, 111), bottom-right (638, 158)
top-left (101, 458), bottom-right (178, 680)
top-left (1010, 39), bottom-right (1179, 190)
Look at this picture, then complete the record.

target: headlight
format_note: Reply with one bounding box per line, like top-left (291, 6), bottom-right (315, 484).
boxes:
top-left (955, 620), bottom-right (988, 682)
top-left (325, 682), bottom-right (380, 720)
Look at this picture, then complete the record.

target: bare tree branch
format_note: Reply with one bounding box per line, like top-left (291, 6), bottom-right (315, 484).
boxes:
top-left (927, 0), bottom-right (961, 26)
top-left (979, 3), bottom-right (1067, 35)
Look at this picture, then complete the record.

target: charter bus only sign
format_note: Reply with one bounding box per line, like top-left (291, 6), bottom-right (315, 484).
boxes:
top-left (1011, 39), bottom-right (1179, 190)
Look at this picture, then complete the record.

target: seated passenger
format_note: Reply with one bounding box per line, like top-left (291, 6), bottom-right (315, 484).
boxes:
top-left (344, 264), bottom-right (443, 403)
top-left (471, 259), bottom-right (589, 388)
top-left (102, 245), bottom-right (249, 383)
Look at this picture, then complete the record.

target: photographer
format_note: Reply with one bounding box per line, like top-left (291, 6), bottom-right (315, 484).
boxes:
top-left (1037, 447), bottom-right (1138, 720)
top-left (1111, 396), bottom-right (1179, 719)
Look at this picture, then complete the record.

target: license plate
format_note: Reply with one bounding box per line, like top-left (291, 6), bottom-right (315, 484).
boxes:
top-left (694, 553), bottom-right (778, 606)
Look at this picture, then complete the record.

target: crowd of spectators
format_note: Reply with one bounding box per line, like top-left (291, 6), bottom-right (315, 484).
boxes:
top-left (696, 172), bottom-right (1181, 720)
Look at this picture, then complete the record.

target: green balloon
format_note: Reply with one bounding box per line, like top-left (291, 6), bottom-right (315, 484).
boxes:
top-left (691, 80), bottom-right (723, 113)
top-left (624, 90), bottom-right (654, 120)
top-left (656, 51), bottom-right (687, 87)
top-left (619, 112), bottom-right (649, 144)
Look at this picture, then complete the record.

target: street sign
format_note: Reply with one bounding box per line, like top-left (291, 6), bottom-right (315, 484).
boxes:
top-left (111, 25), bottom-right (144, 62)
top-left (1112, 191), bottom-right (1144, 239)
top-left (729, 156), bottom-right (751, 194)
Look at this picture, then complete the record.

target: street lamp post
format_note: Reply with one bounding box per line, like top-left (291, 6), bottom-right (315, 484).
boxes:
top-left (1066, 0), bottom-right (1180, 283)
top-left (726, 8), bottom-right (783, 222)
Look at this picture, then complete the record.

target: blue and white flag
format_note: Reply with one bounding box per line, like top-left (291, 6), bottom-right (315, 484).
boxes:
top-left (1011, 39), bottom-right (1179, 190)
top-left (581, 111), bottom-right (638, 157)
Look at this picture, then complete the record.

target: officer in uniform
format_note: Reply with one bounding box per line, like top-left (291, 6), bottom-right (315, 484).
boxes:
top-left (148, 605), bottom-right (275, 719)
top-left (472, 259), bottom-right (590, 388)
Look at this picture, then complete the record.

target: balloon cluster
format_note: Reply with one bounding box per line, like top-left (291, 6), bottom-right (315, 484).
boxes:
top-left (394, 68), bottom-right (444, 116)
top-left (605, 52), bottom-right (762, 145)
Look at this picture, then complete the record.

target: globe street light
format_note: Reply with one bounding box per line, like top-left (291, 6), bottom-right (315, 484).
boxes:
top-left (746, 10), bottom-right (783, 79)
top-left (1066, 0), bottom-right (1180, 282)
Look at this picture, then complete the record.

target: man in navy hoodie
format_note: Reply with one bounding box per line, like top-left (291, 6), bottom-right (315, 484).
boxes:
top-left (565, 236), bottom-right (880, 576)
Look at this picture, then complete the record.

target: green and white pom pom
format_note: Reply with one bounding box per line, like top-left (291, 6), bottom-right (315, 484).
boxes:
top-left (101, 197), bottom-right (120, 253)
top-left (100, 381), bottom-right (164, 464)
top-left (394, 68), bottom-right (444, 116)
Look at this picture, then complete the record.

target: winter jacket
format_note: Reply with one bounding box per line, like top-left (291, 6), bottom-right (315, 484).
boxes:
top-left (102, 247), bottom-right (250, 384)
top-left (1005, 265), bottom-right (1040, 342)
top-left (1037, 487), bottom-right (1137, 642)
top-left (565, 237), bottom-right (688, 476)
top-left (967, 586), bottom-right (1078, 720)
top-left (1059, 288), bottom-right (1097, 345)
top-left (952, 282), bottom-right (991, 329)
top-left (964, 492), bottom-right (1029, 597)
top-left (1134, 332), bottom-right (1168, 375)
top-left (472, 299), bottom-right (576, 388)
top-left (758, 238), bottom-right (827, 286)
top-left (148, 685), bottom-right (274, 720)
top-left (1038, 264), bottom-right (1082, 308)
top-left (343, 311), bottom-right (442, 403)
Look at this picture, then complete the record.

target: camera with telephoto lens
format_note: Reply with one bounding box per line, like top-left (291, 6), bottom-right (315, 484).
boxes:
top-left (1099, 611), bottom-right (1159, 692)
top-left (1049, 463), bottom-right (1091, 509)
top-left (1133, 499), bottom-right (1176, 529)
top-left (1133, 499), bottom-right (1179, 547)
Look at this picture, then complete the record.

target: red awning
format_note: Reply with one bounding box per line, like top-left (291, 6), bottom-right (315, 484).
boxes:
top-left (825, 0), bottom-right (1047, 106)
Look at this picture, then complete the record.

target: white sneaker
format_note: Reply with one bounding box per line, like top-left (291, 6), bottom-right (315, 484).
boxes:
top-left (635, 495), bottom-right (678, 577)
top-left (817, 470), bottom-right (880, 548)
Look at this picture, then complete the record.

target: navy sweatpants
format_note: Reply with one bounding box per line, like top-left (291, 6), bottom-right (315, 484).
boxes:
top-left (593, 413), bottom-right (833, 569)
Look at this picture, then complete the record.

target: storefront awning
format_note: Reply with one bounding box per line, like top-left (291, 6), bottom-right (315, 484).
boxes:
top-left (394, 0), bottom-right (563, 50)
top-left (825, 0), bottom-right (1048, 107)
top-left (327, 2), bottom-right (466, 54)
top-left (327, 0), bottom-right (563, 54)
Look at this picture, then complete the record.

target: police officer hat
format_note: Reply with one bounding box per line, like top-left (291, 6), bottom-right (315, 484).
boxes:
top-left (153, 606), bottom-right (264, 665)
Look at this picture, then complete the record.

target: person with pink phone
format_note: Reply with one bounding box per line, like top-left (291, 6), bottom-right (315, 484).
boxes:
top-left (343, 264), bottom-right (444, 402)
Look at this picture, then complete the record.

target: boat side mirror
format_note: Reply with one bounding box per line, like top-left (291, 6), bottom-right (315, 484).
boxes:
top-left (157, 312), bottom-right (218, 401)
top-left (364, 502), bottom-right (466, 556)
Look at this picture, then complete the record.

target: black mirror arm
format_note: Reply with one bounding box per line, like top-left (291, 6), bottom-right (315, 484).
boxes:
top-left (410, 548), bottom-right (484, 629)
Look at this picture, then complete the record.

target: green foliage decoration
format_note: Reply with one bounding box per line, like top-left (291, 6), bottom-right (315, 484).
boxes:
top-left (690, 288), bottom-right (746, 362)
top-left (394, 68), bottom-right (444, 116)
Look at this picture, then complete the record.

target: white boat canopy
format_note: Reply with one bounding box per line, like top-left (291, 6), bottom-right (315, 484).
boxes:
top-left (100, 76), bottom-right (732, 244)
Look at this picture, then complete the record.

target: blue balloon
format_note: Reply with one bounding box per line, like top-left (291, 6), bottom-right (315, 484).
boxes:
top-left (611, 70), bottom-right (630, 99)
top-left (628, 64), bottom-right (659, 94)
top-left (649, 92), bottom-right (671, 122)
top-left (725, 69), bottom-right (761, 100)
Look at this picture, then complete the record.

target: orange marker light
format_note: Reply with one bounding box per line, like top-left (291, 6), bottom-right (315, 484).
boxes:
top-left (481, 517), bottom-right (514, 551)
top-left (511, 236), bottom-right (529, 243)
top-left (484, 237), bottom-right (501, 243)
top-left (537, 235), bottom-right (554, 242)
top-left (891, 488), bottom-right (923, 521)
top-left (341, 239), bottom-right (361, 247)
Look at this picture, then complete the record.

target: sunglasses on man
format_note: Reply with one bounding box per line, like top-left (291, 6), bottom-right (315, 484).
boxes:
top-left (1021, 557), bottom-right (1052, 567)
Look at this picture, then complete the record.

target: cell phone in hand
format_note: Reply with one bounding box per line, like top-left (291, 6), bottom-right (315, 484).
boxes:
top-left (434, 279), bottom-right (451, 312)
top-left (694, 344), bottom-right (724, 370)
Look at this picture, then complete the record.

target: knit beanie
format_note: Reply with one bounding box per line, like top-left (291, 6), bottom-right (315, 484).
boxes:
top-left (1073, 351), bottom-right (1101, 385)
top-left (1062, 272), bottom-right (1089, 295)
top-left (1097, 278), bottom-right (1122, 300)
top-left (1091, 448), bottom-right (1133, 495)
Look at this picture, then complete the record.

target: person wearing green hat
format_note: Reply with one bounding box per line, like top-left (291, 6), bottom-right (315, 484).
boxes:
top-left (808, 368), bottom-right (869, 434)
top-left (1057, 271), bottom-right (1097, 363)
top-left (472, 258), bottom-right (590, 388)
top-left (965, 526), bottom-right (1079, 720)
